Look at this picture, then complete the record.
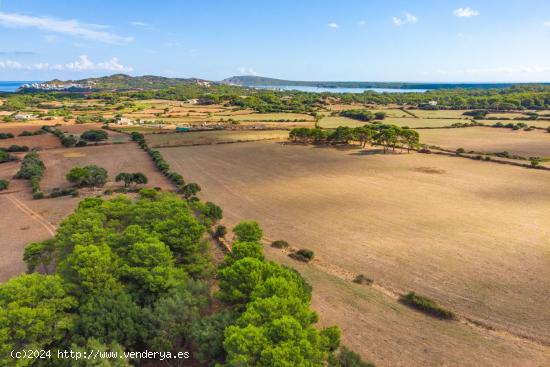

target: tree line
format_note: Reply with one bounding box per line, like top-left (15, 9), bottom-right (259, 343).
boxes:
top-left (290, 125), bottom-right (420, 153)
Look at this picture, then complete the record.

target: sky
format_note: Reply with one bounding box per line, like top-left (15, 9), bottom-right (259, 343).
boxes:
top-left (1, 0), bottom-right (550, 82)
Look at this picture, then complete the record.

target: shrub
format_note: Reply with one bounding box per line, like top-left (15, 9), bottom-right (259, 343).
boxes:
top-left (330, 346), bottom-right (375, 367)
top-left (214, 225), bottom-right (227, 239)
top-left (0, 133), bottom-right (14, 139)
top-left (0, 179), bottom-right (9, 191)
top-left (530, 157), bottom-right (541, 167)
top-left (271, 240), bottom-right (289, 249)
top-left (138, 188), bottom-right (159, 199)
top-left (289, 249), bottom-right (315, 263)
top-left (48, 187), bottom-right (78, 198)
top-left (353, 274), bottom-right (373, 285)
top-left (0, 150), bottom-right (11, 163)
top-left (75, 140), bottom-right (88, 147)
top-left (455, 148), bottom-right (465, 154)
top-left (399, 292), bottom-right (455, 319)
top-left (6, 145), bottom-right (29, 152)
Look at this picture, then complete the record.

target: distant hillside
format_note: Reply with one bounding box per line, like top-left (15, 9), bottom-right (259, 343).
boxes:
top-left (34, 74), bottom-right (213, 91)
top-left (222, 75), bottom-right (550, 90)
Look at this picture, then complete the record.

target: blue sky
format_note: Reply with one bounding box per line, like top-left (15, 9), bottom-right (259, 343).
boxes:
top-left (1, 0), bottom-right (550, 82)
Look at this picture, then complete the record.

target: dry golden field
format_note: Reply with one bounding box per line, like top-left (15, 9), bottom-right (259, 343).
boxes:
top-left (146, 130), bottom-right (289, 147)
top-left (39, 144), bottom-right (173, 191)
top-left (419, 127), bottom-right (550, 157)
top-left (159, 140), bottom-right (550, 366)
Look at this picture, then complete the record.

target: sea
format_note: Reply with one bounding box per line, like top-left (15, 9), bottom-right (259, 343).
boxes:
top-left (0, 81), bottom-right (426, 94)
top-left (254, 85), bottom-right (427, 93)
top-left (0, 81), bottom-right (41, 92)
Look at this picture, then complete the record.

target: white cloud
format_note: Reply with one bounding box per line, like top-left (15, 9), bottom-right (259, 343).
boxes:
top-left (0, 55), bottom-right (133, 72)
top-left (328, 22), bottom-right (339, 29)
top-left (453, 7), bottom-right (480, 18)
top-left (544, 21), bottom-right (550, 27)
top-left (130, 21), bottom-right (149, 27)
top-left (238, 67), bottom-right (259, 76)
top-left (357, 20), bottom-right (367, 26)
top-left (130, 21), bottom-right (153, 30)
top-left (392, 12), bottom-right (417, 26)
top-left (0, 12), bottom-right (133, 44)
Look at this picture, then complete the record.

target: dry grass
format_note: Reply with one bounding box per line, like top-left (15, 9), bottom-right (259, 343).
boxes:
top-left (419, 127), bottom-right (550, 158)
top-left (410, 110), bottom-right (474, 119)
top-left (318, 116), bottom-right (368, 128)
top-left (160, 141), bottom-right (550, 351)
top-left (384, 118), bottom-right (471, 128)
top-left (40, 144), bottom-right (173, 191)
top-left (146, 130), bottom-right (289, 147)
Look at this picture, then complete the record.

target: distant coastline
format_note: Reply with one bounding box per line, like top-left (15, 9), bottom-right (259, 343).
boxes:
top-left (0, 81), bottom-right (42, 93)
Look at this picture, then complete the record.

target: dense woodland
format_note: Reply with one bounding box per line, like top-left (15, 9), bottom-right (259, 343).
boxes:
top-left (3, 78), bottom-right (550, 114)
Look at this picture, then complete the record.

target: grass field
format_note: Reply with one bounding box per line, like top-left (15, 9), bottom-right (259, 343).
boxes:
top-left (419, 127), bottom-right (550, 158)
top-left (159, 141), bottom-right (550, 359)
top-left (146, 129), bottom-right (289, 147)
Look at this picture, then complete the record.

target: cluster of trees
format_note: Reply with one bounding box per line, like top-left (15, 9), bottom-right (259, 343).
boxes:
top-left (290, 125), bottom-right (420, 152)
top-left (115, 172), bottom-right (148, 188)
top-left (340, 109), bottom-right (386, 121)
top-left (66, 165), bottom-right (108, 188)
top-left (1, 194), bottom-right (211, 366)
top-left (14, 151), bottom-right (45, 199)
top-left (42, 126), bottom-right (81, 147)
top-left (80, 129), bottom-right (108, 142)
top-left (0, 193), bottom-right (369, 366)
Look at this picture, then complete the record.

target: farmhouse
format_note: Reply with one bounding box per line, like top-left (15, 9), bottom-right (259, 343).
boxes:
top-left (14, 113), bottom-right (34, 120)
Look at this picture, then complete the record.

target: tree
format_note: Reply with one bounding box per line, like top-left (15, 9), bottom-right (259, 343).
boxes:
top-left (203, 201), bottom-right (223, 222)
top-left (75, 289), bottom-right (144, 349)
top-left (0, 179), bottom-right (8, 191)
top-left (181, 182), bottom-right (201, 199)
top-left (115, 172), bottom-right (133, 187)
top-left (233, 221), bottom-right (263, 242)
top-left (400, 129), bottom-right (420, 153)
top-left (121, 237), bottom-right (186, 305)
top-left (0, 274), bottom-right (76, 366)
top-left (58, 244), bottom-right (122, 296)
top-left (354, 126), bottom-right (375, 148)
top-left (143, 281), bottom-right (209, 353)
top-left (63, 338), bottom-right (130, 367)
top-left (23, 239), bottom-right (56, 273)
